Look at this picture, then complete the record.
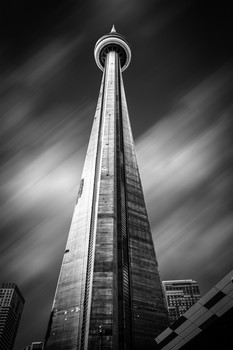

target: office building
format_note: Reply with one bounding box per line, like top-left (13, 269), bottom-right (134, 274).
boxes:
top-left (156, 271), bottom-right (233, 349)
top-left (44, 26), bottom-right (168, 349)
top-left (0, 282), bottom-right (25, 350)
top-left (163, 280), bottom-right (200, 324)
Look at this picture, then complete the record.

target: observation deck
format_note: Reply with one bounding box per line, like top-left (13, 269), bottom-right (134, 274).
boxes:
top-left (94, 25), bottom-right (131, 72)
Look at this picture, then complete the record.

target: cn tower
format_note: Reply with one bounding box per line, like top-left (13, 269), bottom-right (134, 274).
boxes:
top-left (44, 26), bottom-right (168, 350)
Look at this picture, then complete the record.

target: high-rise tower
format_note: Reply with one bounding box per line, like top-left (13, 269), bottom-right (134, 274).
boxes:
top-left (0, 283), bottom-right (25, 350)
top-left (44, 26), bottom-right (168, 350)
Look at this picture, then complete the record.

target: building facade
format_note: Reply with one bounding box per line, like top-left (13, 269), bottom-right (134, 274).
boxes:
top-left (44, 27), bottom-right (168, 349)
top-left (163, 280), bottom-right (200, 324)
top-left (0, 283), bottom-right (25, 350)
top-left (156, 271), bottom-right (233, 349)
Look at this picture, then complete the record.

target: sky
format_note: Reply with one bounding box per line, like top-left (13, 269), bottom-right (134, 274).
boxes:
top-left (1, 0), bottom-right (233, 348)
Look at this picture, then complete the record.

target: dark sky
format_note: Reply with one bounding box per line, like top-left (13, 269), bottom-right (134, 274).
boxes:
top-left (1, 0), bottom-right (233, 349)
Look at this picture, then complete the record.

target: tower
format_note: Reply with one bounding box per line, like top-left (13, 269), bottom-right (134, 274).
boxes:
top-left (0, 283), bottom-right (25, 350)
top-left (44, 26), bottom-right (168, 350)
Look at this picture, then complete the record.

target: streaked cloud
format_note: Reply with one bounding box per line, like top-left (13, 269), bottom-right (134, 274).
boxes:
top-left (1, 1), bottom-right (232, 348)
top-left (137, 63), bottom-right (233, 290)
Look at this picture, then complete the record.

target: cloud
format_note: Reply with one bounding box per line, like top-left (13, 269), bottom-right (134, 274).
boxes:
top-left (1, 10), bottom-right (232, 346)
top-left (3, 34), bottom-right (85, 87)
top-left (94, 0), bottom-right (144, 21)
top-left (0, 99), bottom-right (92, 348)
top-left (136, 64), bottom-right (233, 291)
top-left (137, 0), bottom-right (196, 40)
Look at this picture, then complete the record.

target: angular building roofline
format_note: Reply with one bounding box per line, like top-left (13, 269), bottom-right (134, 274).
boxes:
top-left (157, 271), bottom-right (233, 349)
top-left (1, 282), bottom-right (25, 304)
top-left (163, 280), bottom-right (198, 284)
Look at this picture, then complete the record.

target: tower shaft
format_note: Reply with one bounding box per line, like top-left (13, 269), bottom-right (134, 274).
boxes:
top-left (45, 32), bottom-right (168, 350)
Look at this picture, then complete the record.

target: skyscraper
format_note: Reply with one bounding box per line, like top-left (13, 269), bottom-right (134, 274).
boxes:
top-left (0, 283), bottom-right (25, 350)
top-left (44, 26), bottom-right (168, 350)
top-left (162, 280), bottom-right (201, 324)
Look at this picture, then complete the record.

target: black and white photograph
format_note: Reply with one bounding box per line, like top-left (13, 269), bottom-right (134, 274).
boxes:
top-left (1, 1), bottom-right (232, 349)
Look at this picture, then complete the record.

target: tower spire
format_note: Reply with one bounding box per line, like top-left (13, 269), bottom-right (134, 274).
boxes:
top-left (44, 28), bottom-right (169, 350)
top-left (111, 24), bottom-right (116, 32)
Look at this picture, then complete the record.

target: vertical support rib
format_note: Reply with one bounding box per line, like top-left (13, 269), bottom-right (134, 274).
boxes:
top-left (80, 67), bottom-right (107, 350)
top-left (88, 51), bottom-right (118, 349)
top-left (115, 55), bottom-right (133, 349)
